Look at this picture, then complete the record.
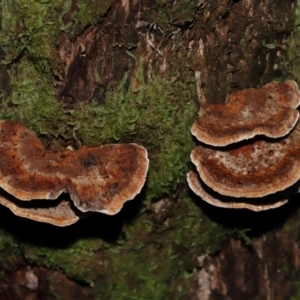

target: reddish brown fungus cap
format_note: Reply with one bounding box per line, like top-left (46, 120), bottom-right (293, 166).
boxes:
top-left (0, 120), bottom-right (149, 215)
top-left (187, 171), bottom-right (288, 211)
top-left (191, 121), bottom-right (300, 198)
top-left (0, 195), bottom-right (79, 226)
top-left (191, 80), bottom-right (300, 146)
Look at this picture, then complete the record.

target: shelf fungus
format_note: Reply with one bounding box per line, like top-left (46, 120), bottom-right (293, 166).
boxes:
top-left (188, 80), bottom-right (300, 211)
top-left (0, 192), bottom-right (80, 227)
top-left (187, 171), bottom-right (288, 211)
top-left (0, 120), bottom-right (149, 226)
top-left (191, 80), bottom-right (300, 147)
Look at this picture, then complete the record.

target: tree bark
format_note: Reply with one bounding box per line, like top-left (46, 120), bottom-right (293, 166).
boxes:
top-left (0, 0), bottom-right (299, 299)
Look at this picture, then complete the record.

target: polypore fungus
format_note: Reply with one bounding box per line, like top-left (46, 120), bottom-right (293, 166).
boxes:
top-left (191, 80), bottom-right (300, 146)
top-left (188, 80), bottom-right (300, 211)
top-left (190, 122), bottom-right (300, 198)
top-left (0, 120), bottom-right (149, 224)
top-left (0, 193), bottom-right (79, 226)
top-left (187, 171), bottom-right (288, 211)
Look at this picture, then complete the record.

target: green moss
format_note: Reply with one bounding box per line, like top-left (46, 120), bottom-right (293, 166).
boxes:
top-left (0, 0), bottom-right (198, 203)
top-left (24, 237), bottom-right (104, 283)
top-left (143, 0), bottom-right (199, 29)
top-left (0, 230), bottom-right (20, 278)
top-left (20, 196), bottom-right (232, 298)
top-left (74, 0), bottom-right (112, 27)
top-left (281, 0), bottom-right (300, 81)
top-left (0, 0), bottom-right (112, 69)
top-left (101, 196), bottom-right (233, 298)
top-left (0, 58), bottom-right (64, 134)
top-left (143, 1), bottom-right (169, 28)
top-left (0, 0), bottom-right (66, 70)
top-left (0, 192), bottom-right (237, 298)
top-left (0, 2), bottom-right (242, 297)
top-left (0, 46), bottom-right (227, 298)
top-left (0, 56), bottom-right (197, 202)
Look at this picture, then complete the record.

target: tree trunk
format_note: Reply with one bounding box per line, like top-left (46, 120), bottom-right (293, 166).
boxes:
top-left (0, 0), bottom-right (299, 299)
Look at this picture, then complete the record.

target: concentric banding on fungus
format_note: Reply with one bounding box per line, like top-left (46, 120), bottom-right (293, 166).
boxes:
top-left (0, 120), bottom-right (149, 215)
top-left (187, 171), bottom-right (288, 211)
top-left (191, 80), bottom-right (300, 146)
top-left (0, 193), bottom-right (79, 226)
top-left (191, 121), bottom-right (300, 198)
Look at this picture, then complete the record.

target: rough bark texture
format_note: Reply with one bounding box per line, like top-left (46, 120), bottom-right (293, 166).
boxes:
top-left (0, 0), bottom-right (299, 299)
top-left (191, 199), bottom-right (300, 300)
top-left (53, 0), bottom-right (295, 106)
top-left (192, 235), bottom-right (300, 300)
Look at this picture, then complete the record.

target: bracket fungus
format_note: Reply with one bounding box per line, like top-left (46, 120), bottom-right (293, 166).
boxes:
top-left (0, 120), bottom-right (149, 226)
top-left (0, 193), bottom-right (80, 227)
top-left (191, 81), bottom-right (300, 146)
top-left (187, 171), bottom-right (288, 212)
top-left (188, 80), bottom-right (300, 211)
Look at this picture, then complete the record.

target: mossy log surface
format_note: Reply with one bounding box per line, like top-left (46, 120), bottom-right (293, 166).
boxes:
top-left (0, 0), bottom-right (300, 299)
